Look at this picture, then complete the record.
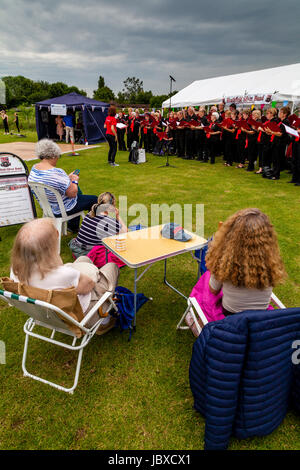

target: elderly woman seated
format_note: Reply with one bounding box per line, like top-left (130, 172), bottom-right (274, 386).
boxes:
top-left (28, 139), bottom-right (98, 233)
top-left (10, 218), bottom-right (119, 335)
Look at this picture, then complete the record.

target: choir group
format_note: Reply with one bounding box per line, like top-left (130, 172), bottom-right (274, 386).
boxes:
top-left (115, 103), bottom-right (300, 185)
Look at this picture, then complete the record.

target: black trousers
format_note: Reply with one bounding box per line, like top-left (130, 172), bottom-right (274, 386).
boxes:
top-left (271, 143), bottom-right (282, 179)
top-left (292, 141), bottom-right (300, 183)
top-left (208, 138), bottom-right (219, 164)
top-left (257, 143), bottom-right (263, 168)
top-left (247, 138), bottom-right (258, 171)
top-left (117, 128), bottom-right (126, 151)
top-left (176, 129), bottom-right (186, 157)
top-left (262, 143), bottom-right (272, 168)
top-left (169, 129), bottom-right (177, 154)
top-left (141, 131), bottom-right (151, 153)
top-left (185, 129), bottom-right (195, 158)
top-left (237, 136), bottom-right (247, 164)
top-left (107, 134), bottom-right (117, 163)
top-left (127, 130), bottom-right (133, 150)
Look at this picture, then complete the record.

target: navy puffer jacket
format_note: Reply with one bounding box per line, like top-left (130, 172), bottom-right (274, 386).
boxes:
top-left (189, 308), bottom-right (300, 450)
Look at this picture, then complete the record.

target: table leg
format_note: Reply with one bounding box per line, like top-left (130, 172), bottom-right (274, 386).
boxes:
top-left (163, 258), bottom-right (187, 299)
top-left (133, 268), bottom-right (137, 329)
top-left (105, 248), bottom-right (108, 264)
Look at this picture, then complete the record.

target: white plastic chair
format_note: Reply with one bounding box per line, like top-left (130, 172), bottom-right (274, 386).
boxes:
top-left (177, 293), bottom-right (286, 336)
top-left (28, 181), bottom-right (85, 253)
top-left (0, 288), bottom-right (118, 394)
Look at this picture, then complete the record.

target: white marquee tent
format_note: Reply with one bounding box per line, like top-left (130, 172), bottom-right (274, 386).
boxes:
top-left (162, 63), bottom-right (300, 109)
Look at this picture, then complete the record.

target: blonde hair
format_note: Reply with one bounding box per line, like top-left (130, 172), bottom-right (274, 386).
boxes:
top-left (11, 218), bottom-right (62, 284)
top-left (205, 208), bottom-right (287, 289)
top-left (89, 192), bottom-right (116, 218)
top-left (266, 107), bottom-right (277, 117)
top-left (242, 109), bottom-right (251, 117)
top-left (252, 110), bottom-right (261, 119)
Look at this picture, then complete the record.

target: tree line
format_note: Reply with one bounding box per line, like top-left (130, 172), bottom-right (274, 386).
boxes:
top-left (2, 76), bottom-right (87, 108)
top-left (1, 74), bottom-right (177, 109)
top-left (94, 75), bottom-right (177, 108)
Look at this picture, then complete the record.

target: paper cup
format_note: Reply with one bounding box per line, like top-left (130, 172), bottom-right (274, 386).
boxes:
top-left (115, 236), bottom-right (126, 252)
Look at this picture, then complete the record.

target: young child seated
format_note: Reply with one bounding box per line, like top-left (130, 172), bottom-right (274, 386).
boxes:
top-left (69, 192), bottom-right (127, 268)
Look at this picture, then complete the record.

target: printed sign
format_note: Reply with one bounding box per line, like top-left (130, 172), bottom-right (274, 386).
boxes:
top-left (50, 104), bottom-right (67, 116)
top-left (225, 94), bottom-right (272, 105)
top-left (0, 153), bottom-right (36, 227)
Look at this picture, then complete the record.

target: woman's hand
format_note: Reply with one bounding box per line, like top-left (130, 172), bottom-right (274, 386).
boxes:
top-left (69, 172), bottom-right (79, 182)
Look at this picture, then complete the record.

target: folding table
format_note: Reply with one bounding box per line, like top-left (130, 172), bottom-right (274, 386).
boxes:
top-left (102, 225), bottom-right (207, 327)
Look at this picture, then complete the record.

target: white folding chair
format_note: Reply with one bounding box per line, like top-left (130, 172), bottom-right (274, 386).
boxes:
top-left (28, 181), bottom-right (85, 253)
top-left (177, 292), bottom-right (286, 336)
top-left (0, 288), bottom-right (118, 394)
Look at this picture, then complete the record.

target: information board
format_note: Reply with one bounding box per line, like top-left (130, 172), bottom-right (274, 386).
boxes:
top-left (50, 104), bottom-right (67, 116)
top-left (0, 153), bottom-right (36, 227)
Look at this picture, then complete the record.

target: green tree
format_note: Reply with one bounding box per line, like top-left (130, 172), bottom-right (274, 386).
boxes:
top-left (94, 86), bottom-right (115, 102)
top-left (93, 75), bottom-right (115, 102)
top-left (121, 77), bottom-right (144, 102)
top-left (136, 90), bottom-right (153, 104)
top-left (49, 82), bottom-right (69, 98)
top-left (2, 75), bottom-right (35, 106)
top-left (150, 90), bottom-right (178, 109)
top-left (97, 75), bottom-right (105, 89)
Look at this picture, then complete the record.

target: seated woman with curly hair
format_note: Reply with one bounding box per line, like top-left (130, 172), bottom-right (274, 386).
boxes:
top-left (205, 208), bottom-right (287, 316)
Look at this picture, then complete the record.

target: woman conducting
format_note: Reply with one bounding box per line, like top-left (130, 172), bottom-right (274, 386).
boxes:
top-left (104, 106), bottom-right (118, 167)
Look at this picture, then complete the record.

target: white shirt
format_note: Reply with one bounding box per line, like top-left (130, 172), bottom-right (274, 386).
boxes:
top-left (10, 265), bottom-right (91, 313)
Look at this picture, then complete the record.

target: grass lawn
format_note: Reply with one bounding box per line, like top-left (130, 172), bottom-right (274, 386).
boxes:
top-left (0, 142), bottom-right (300, 450)
top-left (0, 130), bottom-right (38, 144)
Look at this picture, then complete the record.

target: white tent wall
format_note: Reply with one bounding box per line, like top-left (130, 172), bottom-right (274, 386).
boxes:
top-left (162, 63), bottom-right (300, 109)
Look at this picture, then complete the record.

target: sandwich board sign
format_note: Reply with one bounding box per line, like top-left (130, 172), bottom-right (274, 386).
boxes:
top-left (0, 152), bottom-right (36, 228)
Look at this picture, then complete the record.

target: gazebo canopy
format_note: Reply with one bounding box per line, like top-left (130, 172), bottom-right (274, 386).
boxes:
top-left (162, 63), bottom-right (300, 108)
top-left (35, 92), bottom-right (109, 144)
top-left (36, 92), bottom-right (108, 108)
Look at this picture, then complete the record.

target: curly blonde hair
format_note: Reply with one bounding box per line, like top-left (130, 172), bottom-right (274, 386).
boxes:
top-left (205, 208), bottom-right (287, 289)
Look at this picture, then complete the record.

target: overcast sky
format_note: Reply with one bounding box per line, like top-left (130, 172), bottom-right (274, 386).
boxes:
top-left (0, 0), bottom-right (299, 97)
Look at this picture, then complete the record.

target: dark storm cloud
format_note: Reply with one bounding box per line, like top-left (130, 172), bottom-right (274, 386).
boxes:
top-left (0, 0), bottom-right (299, 96)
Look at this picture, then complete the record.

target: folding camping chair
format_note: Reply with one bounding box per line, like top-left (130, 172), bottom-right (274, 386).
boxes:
top-left (28, 181), bottom-right (85, 253)
top-left (177, 292), bottom-right (286, 337)
top-left (0, 288), bottom-right (118, 394)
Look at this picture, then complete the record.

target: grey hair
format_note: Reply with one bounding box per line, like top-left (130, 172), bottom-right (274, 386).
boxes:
top-left (35, 139), bottom-right (61, 160)
top-left (212, 112), bottom-right (219, 119)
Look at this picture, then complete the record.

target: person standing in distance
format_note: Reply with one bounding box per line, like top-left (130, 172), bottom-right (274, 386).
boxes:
top-left (104, 106), bottom-right (119, 167)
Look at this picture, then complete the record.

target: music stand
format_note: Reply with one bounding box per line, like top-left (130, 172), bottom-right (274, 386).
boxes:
top-left (158, 139), bottom-right (176, 168)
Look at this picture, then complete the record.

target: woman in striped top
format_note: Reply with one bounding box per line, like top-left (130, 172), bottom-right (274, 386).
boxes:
top-left (69, 192), bottom-right (128, 268)
top-left (29, 139), bottom-right (97, 232)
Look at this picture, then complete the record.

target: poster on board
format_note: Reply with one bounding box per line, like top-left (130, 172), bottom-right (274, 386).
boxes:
top-left (0, 153), bottom-right (36, 228)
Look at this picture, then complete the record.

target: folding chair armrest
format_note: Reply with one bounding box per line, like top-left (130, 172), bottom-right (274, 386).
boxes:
top-left (271, 292), bottom-right (286, 309)
top-left (80, 291), bottom-right (113, 326)
top-left (189, 297), bottom-right (208, 326)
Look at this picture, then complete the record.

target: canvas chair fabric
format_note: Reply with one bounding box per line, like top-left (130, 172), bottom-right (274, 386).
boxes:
top-left (0, 277), bottom-right (84, 337)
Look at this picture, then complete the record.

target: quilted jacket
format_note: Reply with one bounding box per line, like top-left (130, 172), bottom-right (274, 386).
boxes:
top-left (189, 307), bottom-right (300, 450)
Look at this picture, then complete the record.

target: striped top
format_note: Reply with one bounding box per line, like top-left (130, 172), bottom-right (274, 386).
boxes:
top-left (76, 214), bottom-right (121, 247)
top-left (28, 166), bottom-right (77, 215)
